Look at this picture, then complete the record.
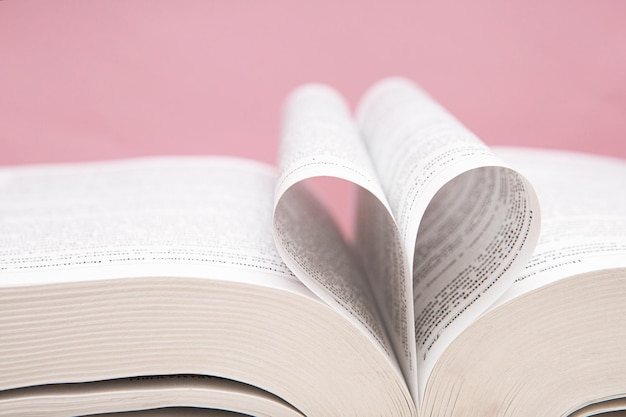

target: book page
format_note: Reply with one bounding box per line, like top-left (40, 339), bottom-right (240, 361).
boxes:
top-left (0, 157), bottom-right (303, 294)
top-left (494, 148), bottom-right (626, 303)
top-left (356, 78), bottom-right (540, 401)
top-left (274, 85), bottom-right (415, 395)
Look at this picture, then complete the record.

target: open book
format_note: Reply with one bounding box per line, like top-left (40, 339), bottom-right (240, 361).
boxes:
top-left (1, 78), bottom-right (625, 417)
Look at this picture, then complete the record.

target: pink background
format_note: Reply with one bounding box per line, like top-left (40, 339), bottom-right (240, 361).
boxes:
top-left (2, 0), bottom-right (626, 163)
top-left (1, 1), bottom-right (625, 229)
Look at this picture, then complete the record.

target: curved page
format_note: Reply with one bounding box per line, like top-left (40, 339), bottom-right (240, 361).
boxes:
top-left (494, 148), bottom-right (626, 303)
top-left (273, 85), bottom-right (416, 397)
top-left (356, 78), bottom-right (540, 401)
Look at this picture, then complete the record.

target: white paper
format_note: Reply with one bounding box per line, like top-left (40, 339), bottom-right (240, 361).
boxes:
top-left (495, 147), bottom-right (626, 303)
top-left (0, 157), bottom-right (300, 294)
top-left (274, 84), bottom-right (412, 392)
top-left (356, 78), bottom-right (540, 401)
